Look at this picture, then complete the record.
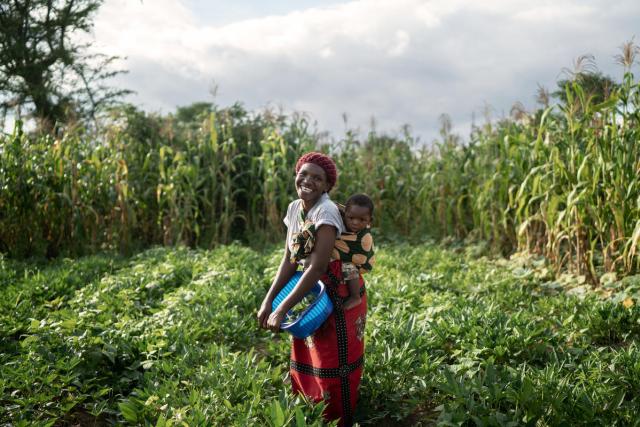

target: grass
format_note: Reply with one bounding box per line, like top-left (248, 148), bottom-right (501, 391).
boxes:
top-left (2, 241), bottom-right (639, 425)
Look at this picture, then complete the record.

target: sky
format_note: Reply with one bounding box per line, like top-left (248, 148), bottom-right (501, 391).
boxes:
top-left (88, 0), bottom-right (640, 143)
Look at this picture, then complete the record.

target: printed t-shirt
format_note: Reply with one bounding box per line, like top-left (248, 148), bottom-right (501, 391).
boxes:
top-left (283, 192), bottom-right (344, 255)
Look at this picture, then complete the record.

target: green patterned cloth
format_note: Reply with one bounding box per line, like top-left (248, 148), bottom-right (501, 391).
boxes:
top-left (290, 207), bottom-right (375, 275)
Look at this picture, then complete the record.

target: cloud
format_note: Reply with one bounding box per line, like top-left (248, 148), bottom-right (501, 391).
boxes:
top-left (91, 0), bottom-right (640, 143)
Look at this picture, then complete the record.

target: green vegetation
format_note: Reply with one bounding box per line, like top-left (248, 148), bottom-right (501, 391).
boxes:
top-left (0, 0), bottom-right (129, 132)
top-left (1, 243), bottom-right (639, 425)
top-left (2, 45), bottom-right (640, 285)
top-left (2, 41), bottom-right (640, 425)
top-left (0, 104), bottom-right (317, 257)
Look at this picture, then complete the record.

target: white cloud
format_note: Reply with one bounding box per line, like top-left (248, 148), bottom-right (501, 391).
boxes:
top-left (513, 3), bottom-right (594, 23)
top-left (91, 0), bottom-right (640, 142)
top-left (320, 46), bottom-right (334, 58)
top-left (388, 30), bottom-right (411, 56)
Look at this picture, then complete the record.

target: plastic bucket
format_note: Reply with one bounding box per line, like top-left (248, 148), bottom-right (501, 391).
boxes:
top-left (271, 271), bottom-right (333, 339)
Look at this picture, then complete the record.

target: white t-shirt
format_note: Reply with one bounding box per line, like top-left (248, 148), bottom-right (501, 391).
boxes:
top-left (283, 192), bottom-right (345, 254)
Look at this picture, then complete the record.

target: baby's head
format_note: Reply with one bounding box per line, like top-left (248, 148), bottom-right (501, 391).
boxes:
top-left (344, 194), bottom-right (374, 233)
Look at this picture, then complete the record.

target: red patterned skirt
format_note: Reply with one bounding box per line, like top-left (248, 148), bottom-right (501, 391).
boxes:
top-left (290, 260), bottom-right (367, 426)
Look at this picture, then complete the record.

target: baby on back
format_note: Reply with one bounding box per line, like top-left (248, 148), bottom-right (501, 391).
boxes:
top-left (289, 193), bottom-right (376, 310)
top-left (336, 194), bottom-right (375, 310)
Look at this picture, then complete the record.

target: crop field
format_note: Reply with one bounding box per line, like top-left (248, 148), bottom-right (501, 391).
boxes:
top-left (2, 242), bottom-right (639, 426)
top-left (1, 41), bottom-right (639, 427)
top-left (3, 59), bottom-right (640, 285)
top-left (2, 3), bottom-right (640, 425)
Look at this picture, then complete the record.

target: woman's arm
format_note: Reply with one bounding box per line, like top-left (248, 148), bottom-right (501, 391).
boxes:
top-left (258, 240), bottom-right (297, 329)
top-left (266, 224), bottom-right (336, 332)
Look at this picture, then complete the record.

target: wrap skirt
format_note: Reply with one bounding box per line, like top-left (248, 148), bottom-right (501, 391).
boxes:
top-left (290, 260), bottom-right (367, 426)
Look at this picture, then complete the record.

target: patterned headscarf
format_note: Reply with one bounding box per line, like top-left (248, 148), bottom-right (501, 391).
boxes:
top-left (295, 152), bottom-right (338, 191)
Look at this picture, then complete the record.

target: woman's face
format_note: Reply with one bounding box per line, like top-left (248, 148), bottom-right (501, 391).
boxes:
top-left (295, 162), bottom-right (329, 205)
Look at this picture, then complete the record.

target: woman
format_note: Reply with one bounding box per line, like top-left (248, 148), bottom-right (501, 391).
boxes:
top-left (257, 152), bottom-right (367, 426)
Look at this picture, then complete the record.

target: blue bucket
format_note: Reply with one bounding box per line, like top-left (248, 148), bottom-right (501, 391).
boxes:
top-left (271, 271), bottom-right (333, 339)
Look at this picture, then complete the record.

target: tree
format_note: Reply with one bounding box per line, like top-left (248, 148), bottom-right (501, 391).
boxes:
top-left (553, 72), bottom-right (619, 106)
top-left (175, 102), bottom-right (214, 123)
top-left (552, 55), bottom-right (619, 107)
top-left (0, 0), bottom-right (129, 132)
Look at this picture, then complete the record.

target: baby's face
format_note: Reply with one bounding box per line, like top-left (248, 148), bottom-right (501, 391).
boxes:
top-left (344, 204), bottom-right (371, 232)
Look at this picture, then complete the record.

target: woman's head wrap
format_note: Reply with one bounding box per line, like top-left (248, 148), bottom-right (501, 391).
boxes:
top-left (295, 152), bottom-right (338, 190)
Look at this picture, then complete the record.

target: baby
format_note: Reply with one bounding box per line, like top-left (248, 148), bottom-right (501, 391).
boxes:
top-left (289, 193), bottom-right (375, 310)
top-left (339, 194), bottom-right (375, 310)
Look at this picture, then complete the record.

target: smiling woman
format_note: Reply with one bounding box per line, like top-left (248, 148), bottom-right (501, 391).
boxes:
top-left (257, 152), bottom-right (367, 426)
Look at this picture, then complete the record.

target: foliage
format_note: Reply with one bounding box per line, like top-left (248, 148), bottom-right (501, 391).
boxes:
top-left (0, 103), bottom-right (316, 257)
top-left (0, 0), bottom-right (129, 132)
top-left (2, 45), bottom-right (640, 285)
top-left (552, 54), bottom-right (619, 107)
top-left (553, 71), bottom-right (619, 107)
top-left (0, 244), bottom-right (331, 425)
top-left (1, 242), bottom-right (639, 425)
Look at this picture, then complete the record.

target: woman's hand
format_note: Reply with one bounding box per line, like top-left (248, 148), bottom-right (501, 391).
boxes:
top-left (266, 309), bottom-right (286, 332)
top-left (257, 299), bottom-right (273, 329)
top-left (258, 242), bottom-right (297, 330)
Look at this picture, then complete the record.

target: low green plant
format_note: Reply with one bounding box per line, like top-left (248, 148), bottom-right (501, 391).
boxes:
top-left (2, 242), bottom-right (639, 425)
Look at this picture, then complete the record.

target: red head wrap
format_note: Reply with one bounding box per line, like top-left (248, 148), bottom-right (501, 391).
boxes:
top-left (295, 152), bottom-right (338, 190)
